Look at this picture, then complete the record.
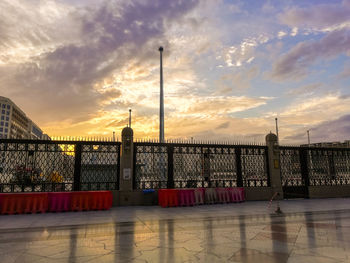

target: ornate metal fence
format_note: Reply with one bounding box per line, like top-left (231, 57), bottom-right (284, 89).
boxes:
top-left (133, 142), bottom-right (269, 189)
top-left (280, 146), bottom-right (350, 197)
top-left (6, 138), bottom-right (350, 194)
top-left (308, 148), bottom-right (350, 186)
top-left (133, 143), bottom-right (168, 189)
top-left (241, 147), bottom-right (269, 187)
top-left (280, 147), bottom-right (304, 187)
top-left (0, 139), bottom-right (120, 192)
top-left (81, 143), bottom-right (121, 190)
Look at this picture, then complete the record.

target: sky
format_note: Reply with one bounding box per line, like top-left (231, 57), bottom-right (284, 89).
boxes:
top-left (0, 0), bottom-right (350, 144)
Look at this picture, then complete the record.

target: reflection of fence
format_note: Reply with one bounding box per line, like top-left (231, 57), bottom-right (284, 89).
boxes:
top-left (133, 142), bottom-right (269, 189)
top-left (0, 139), bottom-right (120, 192)
top-left (280, 146), bottom-right (350, 187)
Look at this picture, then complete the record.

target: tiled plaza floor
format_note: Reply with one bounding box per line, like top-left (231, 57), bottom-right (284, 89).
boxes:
top-left (1, 198), bottom-right (350, 262)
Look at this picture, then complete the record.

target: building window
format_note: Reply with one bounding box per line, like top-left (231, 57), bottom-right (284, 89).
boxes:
top-left (7, 105), bottom-right (10, 109)
top-left (0, 122), bottom-right (3, 126)
top-left (1, 110), bottom-right (4, 114)
top-left (0, 116), bottom-right (3, 120)
top-left (0, 128), bottom-right (2, 132)
top-left (2, 105), bottom-right (5, 108)
top-left (5, 128), bottom-right (8, 133)
top-left (6, 111), bottom-right (9, 115)
top-left (5, 122), bottom-right (8, 127)
top-left (5, 117), bottom-right (9, 121)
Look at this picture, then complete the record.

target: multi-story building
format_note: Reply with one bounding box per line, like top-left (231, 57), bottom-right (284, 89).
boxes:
top-left (301, 140), bottom-right (350, 148)
top-left (0, 96), bottom-right (44, 139)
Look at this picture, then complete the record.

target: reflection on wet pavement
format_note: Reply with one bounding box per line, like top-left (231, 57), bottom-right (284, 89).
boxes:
top-left (1, 198), bottom-right (350, 262)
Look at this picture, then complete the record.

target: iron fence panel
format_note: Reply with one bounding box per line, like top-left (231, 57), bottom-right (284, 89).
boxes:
top-left (134, 143), bottom-right (168, 189)
top-left (173, 145), bottom-right (238, 188)
top-left (81, 144), bottom-right (120, 190)
top-left (0, 140), bottom-right (75, 192)
top-left (134, 142), bottom-right (268, 189)
top-left (0, 139), bottom-right (121, 192)
top-left (279, 146), bottom-right (350, 187)
top-left (307, 148), bottom-right (350, 186)
top-left (280, 147), bottom-right (304, 186)
top-left (241, 147), bottom-right (269, 187)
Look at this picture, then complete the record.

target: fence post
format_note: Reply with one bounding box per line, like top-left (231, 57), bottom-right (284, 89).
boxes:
top-left (300, 148), bottom-right (310, 188)
top-left (120, 127), bottom-right (134, 192)
top-left (265, 133), bottom-right (283, 199)
top-left (167, 145), bottom-right (174, 188)
top-left (118, 127), bottom-right (134, 205)
top-left (73, 143), bottom-right (82, 191)
top-left (235, 147), bottom-right (243, 187)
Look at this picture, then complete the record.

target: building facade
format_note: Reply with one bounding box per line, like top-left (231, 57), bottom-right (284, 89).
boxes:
top-left (301, 141), bottom-right (350, 148)
top-left (0, 96), bottom-right (44, 139)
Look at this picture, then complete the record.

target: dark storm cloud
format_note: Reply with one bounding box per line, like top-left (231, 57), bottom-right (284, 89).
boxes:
top-left (285, 114), bottom-right (350, 143)
top-left (270, 0), bottom-right (350, 81)
top-left (280, 0), bottom-right (350, 29)
top-left (270, 29), bottom-right (350, 81)
top-left (0, 0), bottom-right (199, 124)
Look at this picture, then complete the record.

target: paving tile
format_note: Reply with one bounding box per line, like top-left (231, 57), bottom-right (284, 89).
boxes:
top-left (1, 198), bottom-right (350, 262)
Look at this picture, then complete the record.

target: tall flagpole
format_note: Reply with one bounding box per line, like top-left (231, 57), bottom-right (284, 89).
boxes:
top-left (159, 46), bottom-right (164, 143)
top-left (275, 117), bottom-right (279, 142)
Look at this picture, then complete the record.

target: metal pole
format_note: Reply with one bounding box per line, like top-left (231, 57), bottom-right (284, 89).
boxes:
top-left (159, 46), bottom-right (164, 143)
top-left (307, 130), bottom-right (310, 146)
top-left (275, 118), bottom-right (279, 142)
top-left (129, 109), bottom-right (132, 128)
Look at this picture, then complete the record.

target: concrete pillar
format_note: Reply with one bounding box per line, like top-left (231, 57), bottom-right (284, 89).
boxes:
top-left (119, 127), bottom-right (134, 205)
top-left (265, 133), bottom-right (283, 200)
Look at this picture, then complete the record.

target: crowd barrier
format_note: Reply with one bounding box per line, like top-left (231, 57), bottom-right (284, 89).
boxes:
top-left (158, 187), bottom-right (245, 208)
top-left (158, 189), bottom-right (179, 208)
top-left (0, 193), bottom-right (48, 215)
top-left (0, 191), bottom-right (113, 215)
top-left (48, 192), bottom-right (71, 212)
top-left (179, 189), bottom-right (195, 206)
top-left (194, 188), bottom-right (205, 205)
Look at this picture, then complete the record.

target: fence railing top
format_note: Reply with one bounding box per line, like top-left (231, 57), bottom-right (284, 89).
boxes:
top-left (0, 139), bottom-right (121, 145)
top-left (133, 140), bottom-right (267, 148)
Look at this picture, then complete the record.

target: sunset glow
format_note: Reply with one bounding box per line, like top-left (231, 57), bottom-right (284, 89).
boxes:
top-left (1, 0), bottom-right (349, 144)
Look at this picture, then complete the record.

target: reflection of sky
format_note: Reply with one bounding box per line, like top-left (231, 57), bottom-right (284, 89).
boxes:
top-left (1, 0), bottom-right (350, 144)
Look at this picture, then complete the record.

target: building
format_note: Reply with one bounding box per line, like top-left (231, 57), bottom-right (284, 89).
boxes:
top-left (0, 96), bottom-right (44, 139)
top-left (301, 140), bottom-right (350, 148)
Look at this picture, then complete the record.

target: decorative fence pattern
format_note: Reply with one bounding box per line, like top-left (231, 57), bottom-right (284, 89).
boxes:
top-left (2, 138), bottom-right (350, 194)
top-left (0, 139), bottom-right (121, 192)
top-left (308, 148), bottom-right (350, 186)
top-left (134, 144), bottom-right (168, 189)
top-left (133, 142), bottom-right (269, 189)
top-left (280, 146), bottom-right (350, 187)
top-left (280, 147), bottom-right (304, 187)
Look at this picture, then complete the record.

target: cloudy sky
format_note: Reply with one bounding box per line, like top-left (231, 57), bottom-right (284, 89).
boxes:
top-left (1, 0), bottom-right (350, 144)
